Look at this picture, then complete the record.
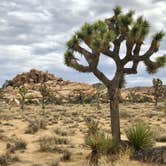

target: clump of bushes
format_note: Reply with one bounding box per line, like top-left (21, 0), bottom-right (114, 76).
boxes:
top-left (125, 122), bottom-right (155, 151)
top-left (6, 138), bottom-right (27, 153)
top-left (38, 136), bottom-right (68, 152)
top-left (25, 117), bottom-right (47, 134)
top-left (0, 152), bottom-right (19, 166)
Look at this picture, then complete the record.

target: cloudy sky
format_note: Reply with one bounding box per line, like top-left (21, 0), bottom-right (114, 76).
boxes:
top-left (0, 0), bottom-right (165, 87)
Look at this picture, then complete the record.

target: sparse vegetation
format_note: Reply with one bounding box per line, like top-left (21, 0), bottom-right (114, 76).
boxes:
top-left (6, 138), bottom-right (27, 152)
top-left (38, 136), bottom-right (68, 152)
top-left (0, 3), bottom-right (166, 166)
top-left (25, 117), bottom-right (47, 134)
top-left (53, 128), bottom-right (68, 136)
top-left (0, 153), bottom-right (19, 166)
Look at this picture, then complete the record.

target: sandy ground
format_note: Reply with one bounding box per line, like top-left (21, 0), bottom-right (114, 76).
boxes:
top-left (0, 102), bottom-right (165, 166)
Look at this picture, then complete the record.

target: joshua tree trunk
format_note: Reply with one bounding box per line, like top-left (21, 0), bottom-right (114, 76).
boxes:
top-left (108, 87), bottom-right (121, 143)
top-left (155, 97), bottom-right (157, 107)
top-left (20, 98), bottom-right (25, 112)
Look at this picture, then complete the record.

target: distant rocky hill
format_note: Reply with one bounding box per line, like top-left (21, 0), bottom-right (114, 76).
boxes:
top-left (1, 69), bottom-right (96, 105)
top-left (1, 69), bottom-right (165, 106)
top-left (92, 83), bottom-right (166, 103)
top-left (3, 69), bottom-right (57, 88)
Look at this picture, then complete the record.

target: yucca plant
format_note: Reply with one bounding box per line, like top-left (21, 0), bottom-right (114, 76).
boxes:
top-left (126, 122), bottom-right (155, 151)
top-left (85, 119), bottom-right (117, 166)
top-left (86, 119), bottom-right (100, 135)
top-left (85, 132), bottom-right (104, 166)
top-left (100, 135), bottom-right (117, 154)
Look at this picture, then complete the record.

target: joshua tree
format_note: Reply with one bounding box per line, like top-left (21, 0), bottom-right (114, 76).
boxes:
top-left (73, 89), bottom-right (85, 105)
top-left (18, 85), bottom-right (27, 111)
top-left (64, 6), bottom-right (166, 142)
top-left (152, 78), bottom-right (163, 106)
top-left (39, 83), bottom-right (50, 110)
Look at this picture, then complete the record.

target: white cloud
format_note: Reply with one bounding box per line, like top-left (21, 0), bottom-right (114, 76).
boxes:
top-left (0, 0), bottom-right (166, 87)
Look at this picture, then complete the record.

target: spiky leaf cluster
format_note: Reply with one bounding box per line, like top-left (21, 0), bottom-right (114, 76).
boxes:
top-left (67, 21), bottom-right (115, 52)
top-left (145, 55), bottom-right (166, 74)
top-left (126, 122), bottom-right (155, 151)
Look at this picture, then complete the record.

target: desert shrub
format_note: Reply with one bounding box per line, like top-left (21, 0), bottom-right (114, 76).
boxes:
top-left (53, 128), bottom-right (68, 136)
top-left (13, 138), bottom-right (27, 150)
top-left (126, 122), bottom-right (155, 151)
top-left (60, 150), bottom-right (71, 161)
top-left (38, 136), bottom-right (68, 152)
top-left (0, 153), bottom-right (19, 166)
top-left (25, 117), bottom-right (47, 134)
top-left (6, 138), bottom-right (27, 152)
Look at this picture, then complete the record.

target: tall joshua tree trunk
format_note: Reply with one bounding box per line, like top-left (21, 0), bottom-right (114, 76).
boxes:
top-left (108, 87), bottom-right (121, 142)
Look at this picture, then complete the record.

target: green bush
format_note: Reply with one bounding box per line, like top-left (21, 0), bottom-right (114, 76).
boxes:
top-left (86, 119), bottom-right (100, 135)
top-left (126, 122), bottom-right (155, 151)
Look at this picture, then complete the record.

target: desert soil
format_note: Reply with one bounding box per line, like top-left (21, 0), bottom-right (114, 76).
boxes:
top-left (0, 102), bottom-right (165, 166)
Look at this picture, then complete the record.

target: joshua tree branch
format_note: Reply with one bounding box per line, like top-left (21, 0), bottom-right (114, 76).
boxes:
top-left (69, 58), bottom-right (92, 73)
top-left (93, 68), bottom-right (111, 87)
top-left (102, 49), bottom-right (121, 66)
top-left (113, 35), bottom-right (125, 54)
